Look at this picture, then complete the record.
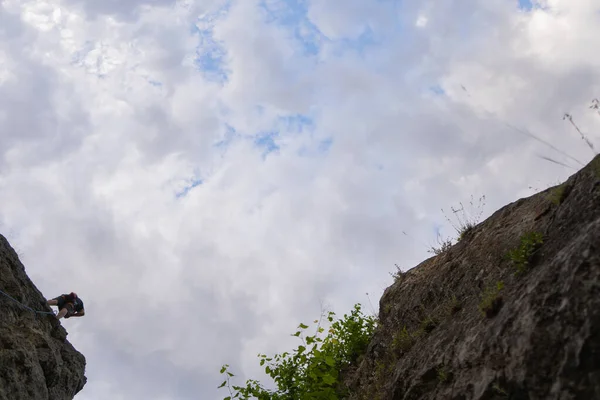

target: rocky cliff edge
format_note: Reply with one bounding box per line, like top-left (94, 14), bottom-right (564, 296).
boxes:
top-left (345, 155), bottom-right (600, 400)
top-left (0, 235), bottom-right (87, 400)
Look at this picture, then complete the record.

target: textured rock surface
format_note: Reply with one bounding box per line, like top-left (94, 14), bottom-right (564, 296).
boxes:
top-left (0, 235), bottom-right (87, 400)
top-left (345, 155), bottom-right (600, 400)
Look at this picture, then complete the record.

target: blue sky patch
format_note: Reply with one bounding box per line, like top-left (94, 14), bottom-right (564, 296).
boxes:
top-left (192, 3), bottom-right (231, 83)
top-left (254, 131), bottom-right (280, 158)
top-left (428, 84), bottom-right (446, 96)
top-left (336, 26), bottom-right (382, 57)
top-left (259, 0), bottom-right (325, 56)
top-left (176, 178), bottom-right (203, 198)
top-left (319, 137), bottom-right (333, 153)
top-left (277, 113), bottom-right (315, 134)
top-left (297, 136), bottom-right (333, 158)
top-left (518, 0), bottom-right (533, 10)
top-left (214, 124), bottom-right (239, 151)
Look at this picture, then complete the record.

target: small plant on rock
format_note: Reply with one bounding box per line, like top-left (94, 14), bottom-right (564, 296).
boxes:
top-left (437, 364), bottom-right (449, 383)
top-left (419, 315), bottom-right (437, 334)
top-left (547, 183), bottom-right (567, 206)
top-left (479, 281), bottom-right (504, 318)
top-left (428, 232), bottom-right (453, 256)
top-left (442, 194), bottom-right (486, 241)
top-left (392, 326), bottom-right (414, 354)
top-left (445, 295), bottom-right (462, 316)
top-left (389, 264), bottom-right (404, 282)
top-left (591, 155), bottom-right (600, 179)
top-left (506, 231), bottom-right (544, 275)
top-left (492, 382), bottom-right (509, 397)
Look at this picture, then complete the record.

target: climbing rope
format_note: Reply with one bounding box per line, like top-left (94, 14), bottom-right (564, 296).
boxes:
top-left (0, 289), bottom-right (56, 316)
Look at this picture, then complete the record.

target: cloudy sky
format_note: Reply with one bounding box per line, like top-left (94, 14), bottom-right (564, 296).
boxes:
top-left (1, 0), bottom-right (599, 398)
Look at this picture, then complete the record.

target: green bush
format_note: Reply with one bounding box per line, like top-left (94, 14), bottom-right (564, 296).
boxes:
top-left (219, 304), bottom-right (377, 400)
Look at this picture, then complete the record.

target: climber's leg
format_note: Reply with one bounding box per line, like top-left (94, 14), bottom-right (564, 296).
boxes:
top-left (56, 308), bottom-right (68, 319)
top-left (47, 299), bottom-right (58, 306)
top-left (56, 303), bottom-right (75, 320)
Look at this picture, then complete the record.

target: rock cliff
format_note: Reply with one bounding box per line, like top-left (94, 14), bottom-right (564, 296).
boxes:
top-left (345, 155), bottom-right (600, 399)
top-left (0, 234), bottom-right (87, 400)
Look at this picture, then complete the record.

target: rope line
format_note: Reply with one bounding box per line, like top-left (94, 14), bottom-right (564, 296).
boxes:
top-left (0, 289), bottom-right (56, 316)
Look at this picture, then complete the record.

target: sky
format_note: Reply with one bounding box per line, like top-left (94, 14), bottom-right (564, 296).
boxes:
top-left (0, 0), bottom-right (599, 399)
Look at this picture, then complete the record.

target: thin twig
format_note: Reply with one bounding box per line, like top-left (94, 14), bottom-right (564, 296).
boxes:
top-left (563, 113), bottom-right (597, 155)
top-left (590, 99), bottom-right (600, 116)
top-left (537, 155), bottom-right (577, 170)
top-left (459, 84), bottom-right (585, 166)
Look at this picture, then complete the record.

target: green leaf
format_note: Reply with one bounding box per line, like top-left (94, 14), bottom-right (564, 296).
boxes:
top-left (322, 374), bottom-right (337, 385)
top-left (218, 380), bottom-right (227, 388)
top-left (299, 323), bottom-right (309, 329)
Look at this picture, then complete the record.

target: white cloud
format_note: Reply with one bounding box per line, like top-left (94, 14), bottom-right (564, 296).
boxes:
top-left (306, 0), bottom-right (394, 40)
top-left (416, 15), bottom-right (428, 27)
top-left (1, 0), bottom-right (599, 399)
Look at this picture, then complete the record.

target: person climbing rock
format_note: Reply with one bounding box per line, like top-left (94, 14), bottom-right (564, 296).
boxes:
top-left (46, 292), bottom-right (85, 320)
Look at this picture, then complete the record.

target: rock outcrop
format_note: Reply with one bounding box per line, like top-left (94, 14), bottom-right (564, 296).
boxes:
top-left (0, 235), bottom-right (87, 400)
top-left (345, 155), bottom-right (600, 399)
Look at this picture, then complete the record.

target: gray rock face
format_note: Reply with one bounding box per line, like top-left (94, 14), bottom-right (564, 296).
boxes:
top-left (0, 235), bottom-right (87, 400)
top-left (344, 155), bottom-right (600, 399)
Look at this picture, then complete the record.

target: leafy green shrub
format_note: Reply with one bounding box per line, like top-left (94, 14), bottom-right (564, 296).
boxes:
top-left (506, 231), bottom-right (544, 274)
top-left (478, 281), bottom-right (504, 318)
top-left (219, 304), bottom-right (377, 400)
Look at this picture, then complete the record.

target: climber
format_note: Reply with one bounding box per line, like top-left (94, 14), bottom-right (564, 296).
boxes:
top-left (46, 292), bottom-right (85, 320)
